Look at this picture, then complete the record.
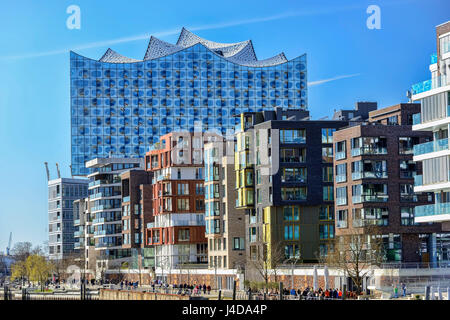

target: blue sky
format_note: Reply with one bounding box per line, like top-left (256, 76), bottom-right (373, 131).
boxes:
top-left (0, 0), bottom-right (448, 252)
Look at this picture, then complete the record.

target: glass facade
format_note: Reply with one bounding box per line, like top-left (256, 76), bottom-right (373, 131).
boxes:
top-left (70, 31), bottom-right (307, 175)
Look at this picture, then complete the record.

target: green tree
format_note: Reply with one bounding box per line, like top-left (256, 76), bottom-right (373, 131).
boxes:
top-left (25, 254), bottom-right (52, 291)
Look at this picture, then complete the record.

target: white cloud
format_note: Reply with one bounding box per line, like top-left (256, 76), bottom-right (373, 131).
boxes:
top-left (308, 73), bottom-right (361, 87)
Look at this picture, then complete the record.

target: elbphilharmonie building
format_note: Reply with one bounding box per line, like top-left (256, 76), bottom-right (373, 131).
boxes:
top-left (70, 28), bottom-right (307, 175)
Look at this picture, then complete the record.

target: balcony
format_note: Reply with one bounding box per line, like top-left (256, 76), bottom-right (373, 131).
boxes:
top-left (351, 146), bottom-right (387, 157)
top-left (92, 217), bottom-right (106, 224)
top-left (335, 151), bottom-right (346, 160)
top-left (280, 156), bottom-right (305, 163)
top-left (122, 196), bottom-right (130, 203)
top-left (415, 202), bottom-right (450, 220)
top-left (352, 194), bottom-right (388, 203)
top-left (89, 178), bottom-right (121, 187)
top-left (281, 175), bottom-right (307, 183)
top-left (74, 219), bottom-right (81, 226)
top-left (352, 170), bottom-right (388, 180)
top-left (336, 220), bottom-right (348, 228)
top-left (413, 138), bottom-right (448, 156)
top-left (411, 75), bottom-right (449, 95)
top-left (336, 174), bottom-right (346, 183)
top-left (352, 219), bottom-right (388, 227)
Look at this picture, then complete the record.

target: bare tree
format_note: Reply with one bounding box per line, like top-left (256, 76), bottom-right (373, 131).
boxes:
top-left (325, 226), bottom-right (385, 293)
top-left (247, 241), bottom-right (285, 294)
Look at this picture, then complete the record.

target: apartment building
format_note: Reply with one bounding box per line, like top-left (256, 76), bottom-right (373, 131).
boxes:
top-left (204, 137), bottom-right (246, 270)
top-left (145, 132), bottom-right (215, 270)
top-left (77, 158), bottom-right (143, 270)
top-left (234, 108), bottom-right (350, 267)
top-left (48, 178), bottom-right (88, 260)
top-left (332, 101), bottom-right (377, 121)
top-left (410, 21), bottom-right (450, 264)
top-left (333, 103), bottom-right (448, 263)
top-left (120, 169), bottom-right (154, 269)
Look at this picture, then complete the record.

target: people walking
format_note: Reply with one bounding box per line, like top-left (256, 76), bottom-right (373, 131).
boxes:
top-left (401, 283), bottom-right (406, 297)
top-left (394, 284), bottom-right (399, 298)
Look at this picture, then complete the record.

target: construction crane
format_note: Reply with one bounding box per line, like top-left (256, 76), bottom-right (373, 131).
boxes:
top-left (6, 232), bottom-right (12, 256)
top-left (44, 162), bottom-right (50, 181)
top-left (56, 163), bottom-right (61, 179)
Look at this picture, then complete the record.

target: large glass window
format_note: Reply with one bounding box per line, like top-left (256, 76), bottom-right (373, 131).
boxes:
top-left (322, 147), bottom-right (333, 163)
top-left (280, 129), bottom-right (306, 144)
top-left (281, 187), bottom-right (307, 201)
top-left (323, 186), bottom-right (334, 201)
top-left (282, 167), bottom-right (307, 183)
top-left (283, 206), bottom-right (300, 221)
top-left (401, 207), bottom-right (417, 226)
top-left (280, 148), bottom-right (306, 163)
top-left (353, 208), bottom-right (388, 227)
top-left (336, 163), bottom-right (347, 183)
top-left (335, 141), bottom-right (346, 160)
top-left (336, 187), bottom-right (347, 205)
top-left (322, 128), bottom-right (335, 144)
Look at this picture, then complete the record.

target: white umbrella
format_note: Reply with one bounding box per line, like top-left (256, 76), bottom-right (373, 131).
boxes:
top-left (324, 265), bottom-right (329, 290)
top-left (313, 265), bottom-right (318, 291)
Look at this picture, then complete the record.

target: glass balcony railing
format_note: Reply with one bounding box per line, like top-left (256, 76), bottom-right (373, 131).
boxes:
top-left (414, 175), bottom-right (423, 187)
top-left (411, 75), bottom-right (449, 95)
top-left (415, 202), bottom-right (450, 217)
top-left (352, 194), bottom-right (389, 203)
top-left (351, 146), bottom-right (387, 157)
top-left (336, 220), bottom-right (348, 228)
top-left (74, 219), bottom-right (80, 226)
top-left (336, 174), bottom-right (347, 183)
top-left (122, 196), bottom-right (130, 203)
top-left (92, 217), bottom-right (105, 224)
top-left (412, 113), bottom-right (421, 125)
top-left (413, 138), bottom-right (448, 156)
top-left (335, 151), bottom-right (346, 160)
top-left (352, 171), bottom-right (388, 180)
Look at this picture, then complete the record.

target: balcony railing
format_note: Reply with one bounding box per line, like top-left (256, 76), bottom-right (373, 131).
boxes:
top-left (280, 156), bottom-right (305, 163)
top-left (335, 151), bottom-right (346, 160)
top-left (336, 174), bottom-right (346, 183)
top-left (415, 202), bottom-right (450, 218)
top-left (352, 171), bottom-right (388, 180)
top-left (352, 194), bottom-right (389, 203)
top-left (411, 75), bottom-right (449, 95)
top-left (74, 219), bottom-right (81, 226)
top-left (336, 220), bottom-right (348, 228)
top-left (413, 138), bottom-right (449, 156)
top-left (122, 196), bottom-right (130, 203)
top-left (351, 146), bottom-right (387, 157)
top-left (352, 219), bottom-right (388, 227)
top-left (414, 175), bottom-right (423, 187)
top-left (281, 176), bottom-right (307, 183)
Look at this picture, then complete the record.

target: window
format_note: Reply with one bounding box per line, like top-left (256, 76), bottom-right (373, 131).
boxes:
top-left (400, 184), bottom-right (417, 202)
top-left (323, 167), bottom-right (333, 182)
top-left (335, 163), bottom-right (347, 183)
top-left (322, 147), bottom-right (333, 163)
top-left (256, 189), bottom-right (262, 203)
top-left (177, 183), bottom-right (189, 195)
top-left (399, 160), bottom-right (417, 178)
top-left (282, 167), bottom-right (307, 183)
top-left (353, 208), bottom-right (389, 227)
top-left (256, 169), bottom-right (261, 184)
top-left (387, 115), bottom-right (398, 125)
top-left (283, 206), bottom-right (300, 221)
top-left (323, 186), bottom-right (334, 201)
top-left (319, 206), bottom-right (334, 221)
top-left (178, 229), bottom-right (190, 241)
top-left (195, 183), bottom-right (204, 195)
top-left (401, 207), bottom-right (417, 226)
top-left (281, 187), bottom-right (307, 201)
top-left (336, 187), bottom-right (347, 205)
top-left (284, 244), bottom-right (300, 259)
top-left (284, 225), bottom-right (300, 240)
top-left (319, 224), bottom-right (334, 240)
top-left (335, 141), bottom-right (346, 160)
top-left (280, 129), bottom-right (306, 144)
top-left (195, 199), bottom-right (205, 211)
top-left (177, 198), bottom-right (190, 210)
top-left (399, 137), bottom-right (419, 155)
top-left (336, 210), bottom-right (348, 228)
top-left (322, 128), bottom-right (336, 144)
top-left (280, 148), bottom-right (305, 163)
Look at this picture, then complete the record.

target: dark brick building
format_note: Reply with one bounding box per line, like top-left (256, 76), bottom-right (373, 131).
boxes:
top-left (333, 103), bottom-right (447, 263)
